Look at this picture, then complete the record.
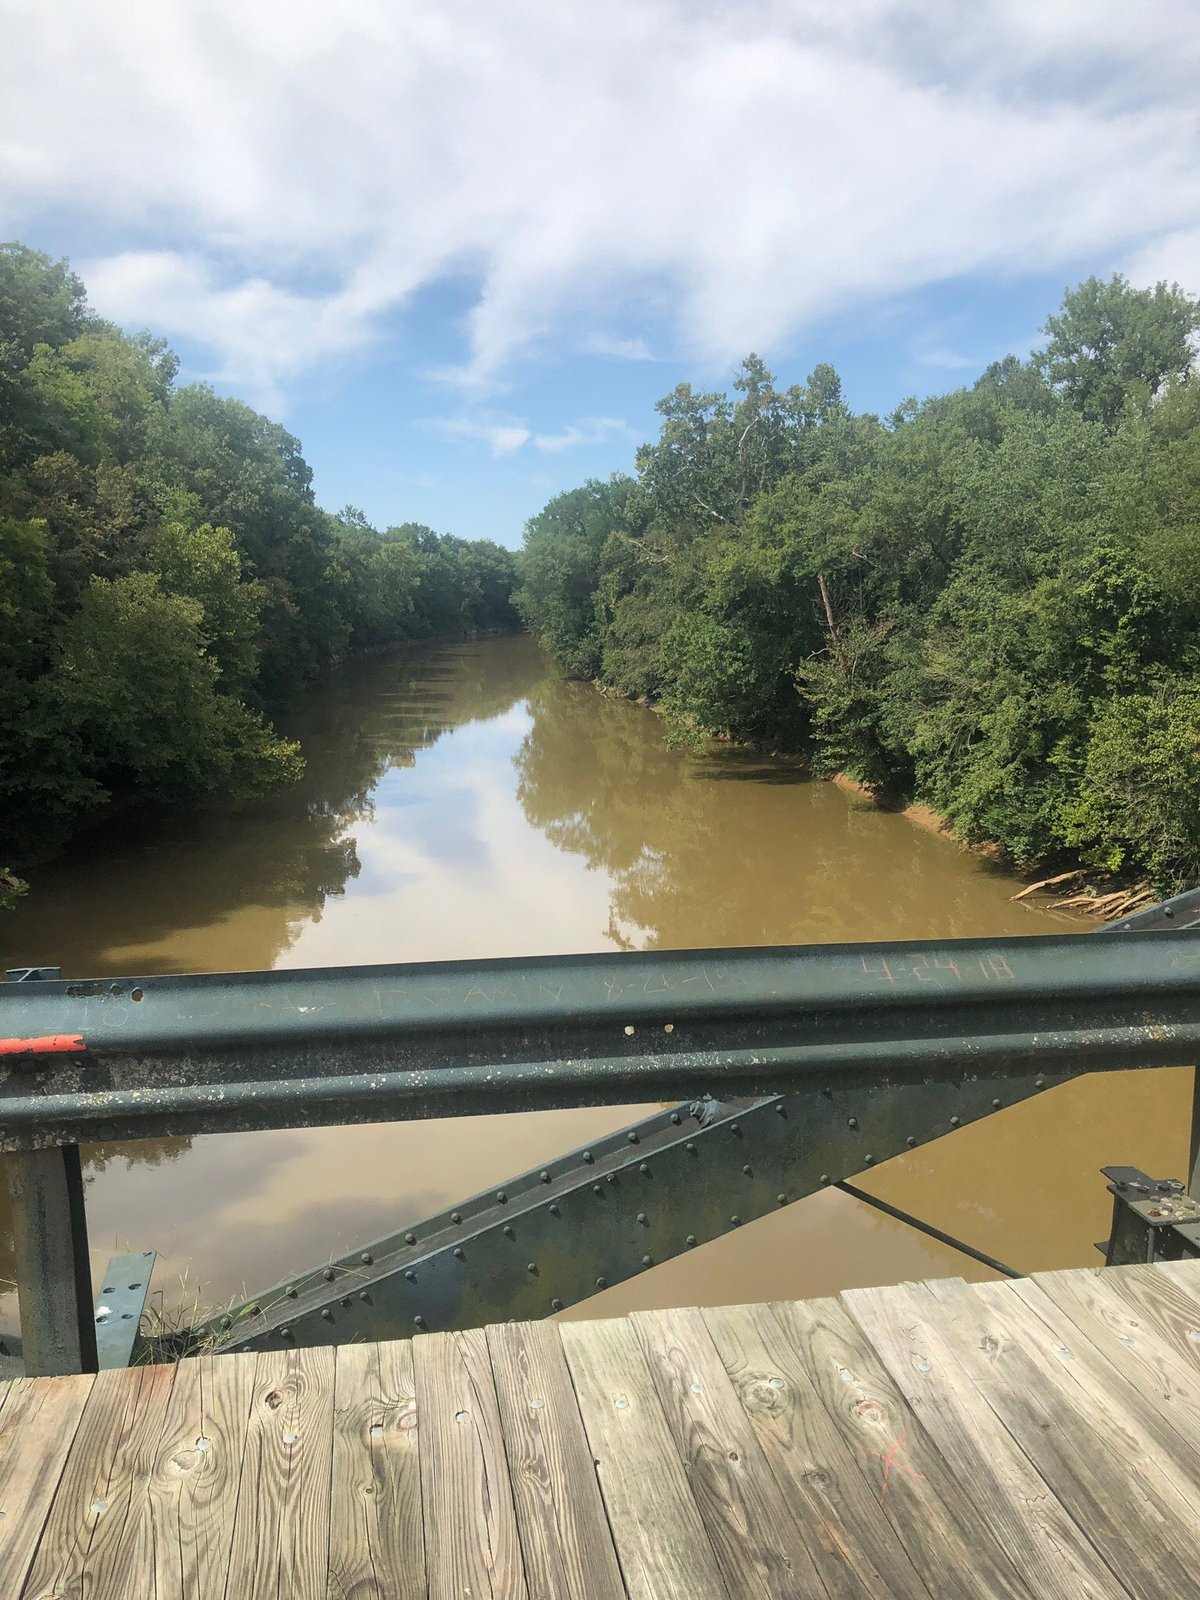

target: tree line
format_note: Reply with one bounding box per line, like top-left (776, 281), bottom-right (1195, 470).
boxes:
top-left (516, 275), bottom-right (1200, 892)
top-left (0, 243), bottom-right (518, 905)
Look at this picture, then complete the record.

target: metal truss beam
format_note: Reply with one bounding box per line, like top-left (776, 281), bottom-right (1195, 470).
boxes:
top-left (191, 1059), bottom-right (1073, 1354)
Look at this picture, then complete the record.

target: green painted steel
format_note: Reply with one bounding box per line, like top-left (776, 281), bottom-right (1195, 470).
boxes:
top-left (2, 921), bottom-right (1200, 1152)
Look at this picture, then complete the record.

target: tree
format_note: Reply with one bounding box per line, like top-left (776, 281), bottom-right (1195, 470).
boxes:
top-left (1039, 275), bottom-right (1200, 426)
top-left (52, 572), bottom-right (302, 799)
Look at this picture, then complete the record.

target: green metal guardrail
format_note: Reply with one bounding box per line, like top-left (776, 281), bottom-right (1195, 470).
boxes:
top-left (4, 886), bottom-right (1200, 1373)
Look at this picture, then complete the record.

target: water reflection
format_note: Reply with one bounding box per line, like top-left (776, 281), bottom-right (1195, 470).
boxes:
top-left (515, 669), bottom-right (1041, 948)
top-left (0, 635), bottom-right (1189, 1338)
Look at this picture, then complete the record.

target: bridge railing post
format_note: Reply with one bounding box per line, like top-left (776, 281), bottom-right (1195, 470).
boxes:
top-left (6, 1144), bottom-right (97, 1376)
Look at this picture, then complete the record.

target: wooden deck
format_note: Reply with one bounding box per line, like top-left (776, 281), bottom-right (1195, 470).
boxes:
top-left (2, 1261), bottom-right (1200, 1598)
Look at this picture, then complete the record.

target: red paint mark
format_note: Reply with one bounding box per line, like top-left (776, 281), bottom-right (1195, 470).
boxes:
top-left (871, 1429), bottom-right (925, 1502)
top-left (0, 1034), bottom-right (85, 1057)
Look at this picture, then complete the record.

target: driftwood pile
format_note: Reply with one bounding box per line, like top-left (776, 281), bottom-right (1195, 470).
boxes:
top-left (1011, 870), bottom-right (1154, 921)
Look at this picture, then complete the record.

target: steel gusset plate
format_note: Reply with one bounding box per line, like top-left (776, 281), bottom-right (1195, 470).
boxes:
top-left (197, 1062), bottom-right (1075, 1354)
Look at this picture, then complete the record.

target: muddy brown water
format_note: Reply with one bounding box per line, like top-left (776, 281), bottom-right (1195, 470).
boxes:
top-left (0, 633), bottom-right (1189, 1336)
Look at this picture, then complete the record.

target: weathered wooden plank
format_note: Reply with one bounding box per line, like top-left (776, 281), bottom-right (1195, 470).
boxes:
top-left (560, 1315), bottom-right (729, 1600)
top-left (980, 1274), bottom-right (1200, 1505)
top-left (1019, 1266), bottom-right (1200, 1445)
top-left (631, 1305), bottom-right (827, 1600)
top-left (921, 1277), bottom-right (1200, 1600)
top-left (1150, 1256), bottom-right (1200, 1300)
top-left (704, 1301), bottom-right (932, 1600)
top-left (486, 1319), bottom-right (625, 1600)
top-left (0, 1372), bottom-right (94, 1596)
top-left (329, 1339), bottom-right (425, 1600)
top-left (1099, 1262), bottom-right (1200, 1374)
top-left (774, 1296), bottom-right (1031, 1600)
top-left (413, 1327), bottom-right (528, 1600)
top-left (842, 1282), bottom-right (1129, 1600)
top-left (223, 1345), bottom-right (336, 1600)
top-left (20, 1362), bottom-right (178, 1600)
top-left (144, 1351), bottom-right (257, 1599)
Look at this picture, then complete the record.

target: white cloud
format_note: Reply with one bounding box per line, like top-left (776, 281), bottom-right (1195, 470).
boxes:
top-left (425, 413), bottom-right (631, 457)
top-left (1121, 226), bottom-right (1200, 296)
top-left (2, 0), bottom-right (1198, 408)
top-left (583, 333), bottom-right (656, 362)
top-left (532, 417), bottom-right (632, 453)
top-left (423, 418), bottom-right (532, 457)
top-left (915, 350), bottom-right (982, 371)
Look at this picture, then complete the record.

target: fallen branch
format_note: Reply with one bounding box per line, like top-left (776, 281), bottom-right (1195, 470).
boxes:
top-left (1011, 869), bottom-right (1084, 902)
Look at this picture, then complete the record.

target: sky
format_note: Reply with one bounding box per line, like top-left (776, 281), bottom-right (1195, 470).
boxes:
top-left (2, 0), bottom-right (1198, 548)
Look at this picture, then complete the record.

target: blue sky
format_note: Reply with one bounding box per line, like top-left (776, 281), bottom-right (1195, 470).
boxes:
top-left (3, 1), bottom-right (1198, 548)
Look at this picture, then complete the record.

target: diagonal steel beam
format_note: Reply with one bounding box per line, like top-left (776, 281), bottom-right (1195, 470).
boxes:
top-left (190, 1057), bottom-right (1073, 1354)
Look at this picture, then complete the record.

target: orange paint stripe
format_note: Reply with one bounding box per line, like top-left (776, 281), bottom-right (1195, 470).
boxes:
top-left (0, 1034), bottom-right (85, 1056)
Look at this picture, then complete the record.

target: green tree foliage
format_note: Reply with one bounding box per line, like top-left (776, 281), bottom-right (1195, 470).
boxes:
top-left (0, 243), bottom-right (520, 894)
top-left (518, 275), bottom-right (1200, 891)
top-left (1039, 275), bottom-right (1200, 426)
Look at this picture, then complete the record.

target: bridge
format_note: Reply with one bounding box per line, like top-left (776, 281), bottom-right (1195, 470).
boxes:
top-left (2, 890), bottom-right (1200, 1594)
top-left (0, 1257), bottom-right (1197, 1596)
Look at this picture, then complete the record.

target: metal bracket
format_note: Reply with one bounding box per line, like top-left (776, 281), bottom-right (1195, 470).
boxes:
top-left (94, 1252), bottom-right (156, 1369)
top-left (1101, 1165), bottom-right (1200, 1265)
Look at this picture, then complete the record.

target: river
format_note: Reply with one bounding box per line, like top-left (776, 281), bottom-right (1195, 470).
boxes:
top-left (0, 634), bottom-right (1189, 1336)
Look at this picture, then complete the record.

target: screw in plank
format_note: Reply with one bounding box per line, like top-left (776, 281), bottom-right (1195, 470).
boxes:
top-left (280, 1326), bottom-right (293, 1340)
top-left (742, 1164), bottom-right (752, 1176)
top-left (450, 1212), bottom-right (462, 1224)
top-left (627, 1131), bottom-right (639, 1144)
top-left (321, 1308), bottom-right (334, 1322)
top-left (848, 1117), bottom-right (858, 1129)
top-left (583, 1150), bottom-right (594, 1163)
top-left (731, 1123), bottom-right (741, 1135)
top-left (359, 1292), bottom-right (370, 1303)
top-left (637, 1213), bottom-right (648, 1225)
top-left (496, 1190), bottom-right (508, 1203)
top-left (285, 1287), bottom-right (298, 1299)
top-left (1035, 1079), bottom-right (1046, 1090)
top-left (549, 1203), bottom-right (560, 1216)
top-left (453, 1248), bottom-right (465, 1260)
top-left (992, 1098), bottom-right (1002, 1109)
top-left (685, 1141), bottom-right (696, 1153)
top-left (819, 1173), bottom-right (830, 1185)
top-left (776, 1193), bottom-right (787, 1204)
top-left (360, 1252), bottom-right (373, 1265)
top-left (670, 1112), bottom-right (681, 1124)
top-left (864, 1155), bottom-right (874, 1165)
top-left (414, 1315), bottom-right (426, 1329)
top-left (950, 1116), bottom-right (960, 1127)
top-left (540, 1170), bottom-right (551, 1183)
top-left (323, 1268), bottom-right (336, 1282)
top-left (596, 1276), bottom-right (608, 1288)
top-left (404, 1232), bottom-right (416, 1245)
top-left (593, 1184), bottom-right (604, 1197)
top-left (730, 1214), bottom-right (742, 1225)
top-left (774, 1103), bottom-right (786, 1115)
top-left (639, 1162), bottom-right (650, 1175)
top-left (551, 1298), bottom-right (564, 1311)
top-left (405, 1270), bottom-right (417, 1282)
top-left (641, 1254), bottom-right (653, 1267)
top-left (686, 1235), bottom-right (697, 1247)
top-left (527, 1262), bottom-right (538, 1274)
top-left (906, 1135), bottom-right (916, 1147)
top-left (503, 1224), bottom-right (515, 1238)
